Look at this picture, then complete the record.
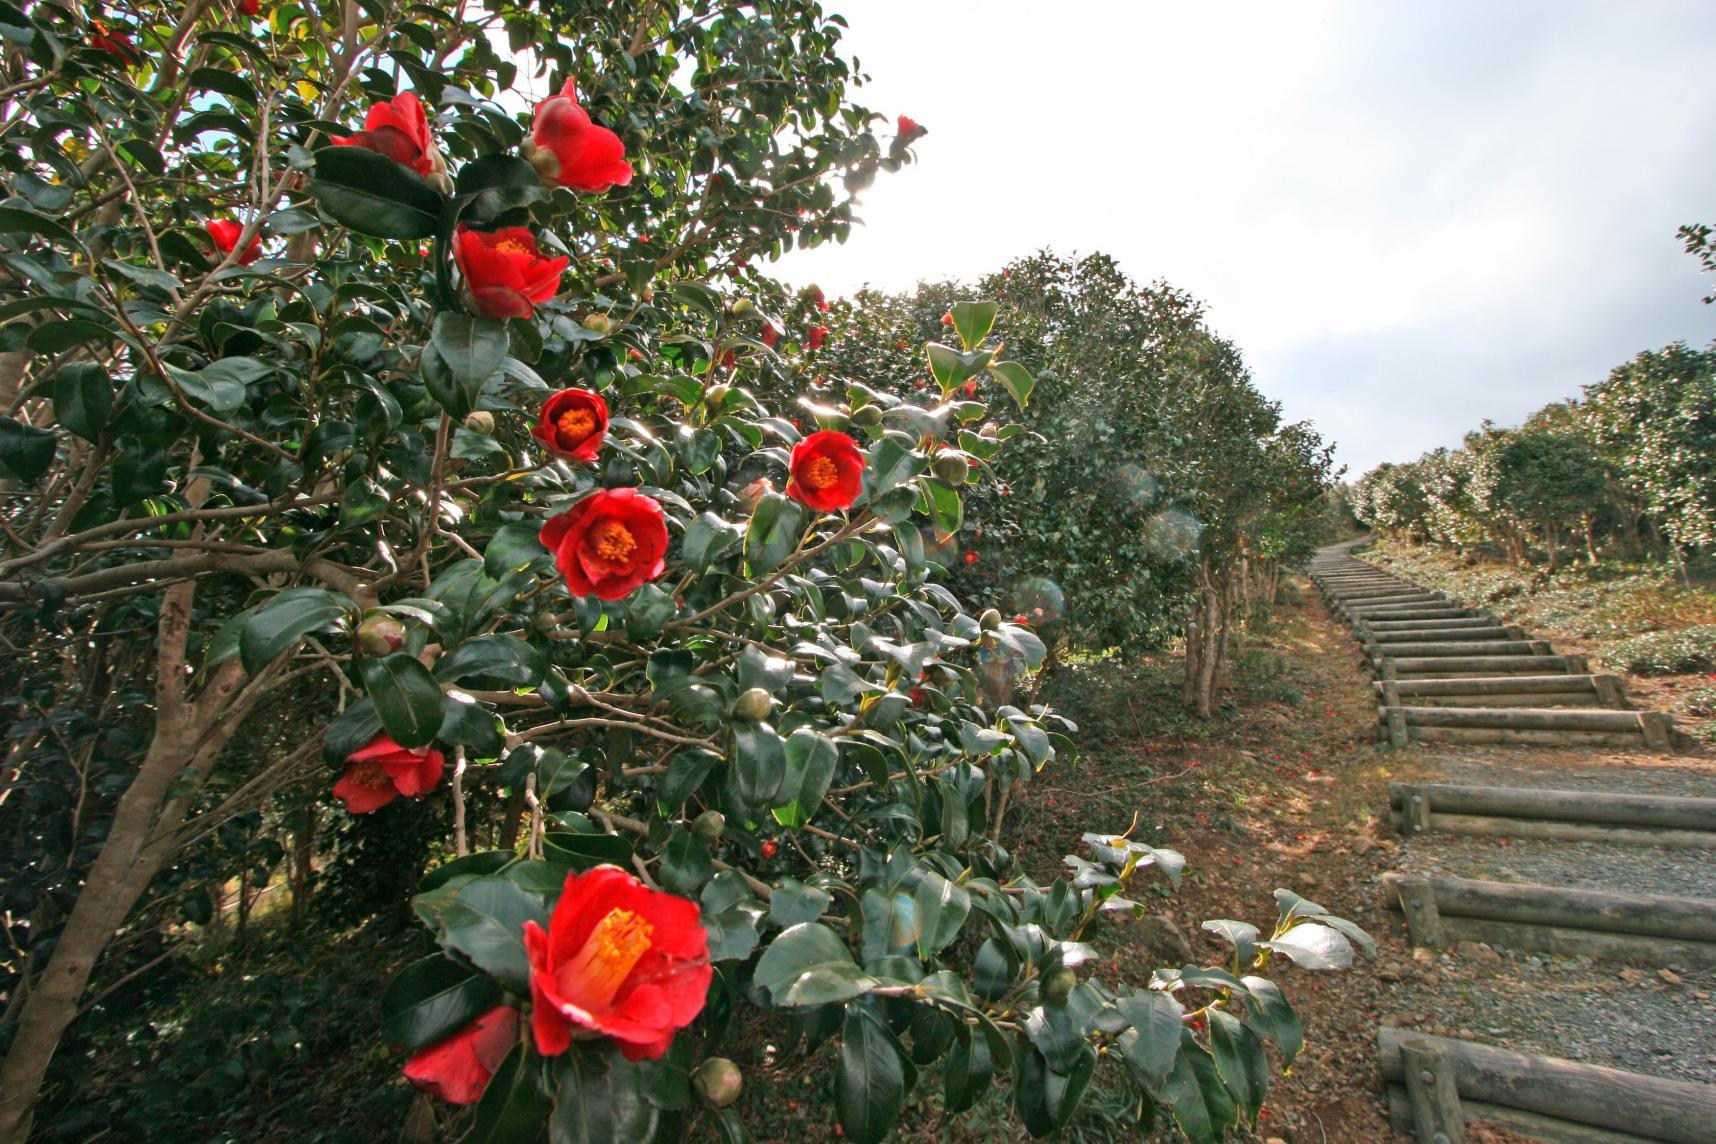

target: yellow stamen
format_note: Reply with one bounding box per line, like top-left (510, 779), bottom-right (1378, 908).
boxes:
top-left (350, 760), bottom-right (391, 789)
top-left (801, 455), bottom-right (839, 491)
top-left (493, 236), bottom-right (534, 257)
top-left (557, 908), bottom-right (654, 1010)
top-left (556, 407), bottom-right (597, 442)
top-left (589, 519), bottom-right (637, 563)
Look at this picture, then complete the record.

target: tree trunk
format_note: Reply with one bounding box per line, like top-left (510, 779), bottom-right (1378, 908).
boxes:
top-left (1583, 514), bottom-right (1599, 566)
top-left (0, 579), bottom-right (256, 1141)
top-left (289, 800), bottom-right (318, 932)
top-left (1545, 526), bottom-right (1559, 573)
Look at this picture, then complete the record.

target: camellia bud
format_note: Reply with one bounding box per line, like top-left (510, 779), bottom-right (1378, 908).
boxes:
top-left (463, 410), bottom-right (495, 436)
top-left (532, 611), bottom-right (560, 634)
top-left (979, 608), bottom-right (1002, 632)
top-left (705, 382), bottom-right (731, 407)
top-left (738, 477), bottom-right (773, 514)
top-left (355, 614), bottom-right (407, 657)
top-left (850, 404), bottom-right (883, 428)
top-left (1044, 968), bottom-right (1077, 1004)
top-left (931, 453), bottom-right (969, 484)
top-left (581, 313), bottom-right (613, 336)
top-left (729, 298), bottom-right (754, 316)
top-left (695, 1058), bottom-right (743, 1108)
top-left (692, 810), bottom-right (726, 842)
top-left (733, 687), bottom-right (772, 721)
top-left (979, 422), bottom-right (1001, 439)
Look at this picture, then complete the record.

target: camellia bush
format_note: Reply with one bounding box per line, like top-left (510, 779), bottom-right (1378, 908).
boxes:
top-left (0, 1), bottom-right (1368, 1140)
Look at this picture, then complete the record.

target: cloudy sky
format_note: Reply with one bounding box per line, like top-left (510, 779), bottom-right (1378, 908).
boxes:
top-left (773, 0), bottom-right (1716, 478)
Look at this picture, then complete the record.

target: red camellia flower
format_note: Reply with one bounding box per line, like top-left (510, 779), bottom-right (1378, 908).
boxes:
top-left (940, 312), bottom-right (953, 326)
top-left (239, 0), bottom-right (261, 17)
top-left (760, 324), bottom-right (780, 348)
top-left (333, 91), bottom-right (442, 178)
top-left (962, 550), bottom-right (978, 565)
top-left (807, 326), bottom-right (828, 350)
top-left (1014, 614), bottom-right (1030, 626)
top-left (532, 389), bottom-right (608, 462)
top-left (785, 430), bottom-right (863, 512)
top-left (454, 225), bottom-right (568, 320)
top-left (528, 80), bottom-right (633, 193)
top-left (402, 1005), bottom-right (518, 1105)
top-left (333, 733), bottom-right (445, 814)
top-left (760, 840), bottom-right (778, 859)
top-left (539, 488), bottom-right (668, 601)
top-left (898, 115), bottom-right (919, 136)
top-left (90, 22), bottom-right (138, 63)
top-left (525, 866), bottom-right (711, 1061)
top-left (205, 219), bottom-right (262, 266)
top-left (960, 380), bottom-right (978, 397)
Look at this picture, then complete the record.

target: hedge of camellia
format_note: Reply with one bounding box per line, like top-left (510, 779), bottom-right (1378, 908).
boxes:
top-left (0, 1), bottom-right (1367, 1140)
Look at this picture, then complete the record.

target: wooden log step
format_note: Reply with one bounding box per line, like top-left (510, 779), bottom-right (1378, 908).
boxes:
top-left (1378, 704), bottom-right (1673, 748)
top-left (1380, 872), bottom-right (1716, 943)
top-left (1391, 810), bottom-right (1716, 848)
top-left (1384, 1085), bottom-right (1659, 1143)
top-left (1364, 616), bottom-right (1506, 632)
top-left (1347, 601), bottom-right (1476, 617)
top-left (1368, 639), bottom-right (1554, 658)
top-left (1375, 677), bottom-right (1608, 709)
top-left (1378, 1028), bottom-right (1716, 1143)
top-left (1389, 706), bottom-right (1667, 734)
top-left (1367, 625), bottom-right (1522, 643)
top-left (1334, 586), bottom-right (1443, 602)
top-left (1385, 781), bottom-right (1716, 831)
top-left (1341, 593), bottom-right (1448, 609)
top-left (1381, 654), bottom-right (1586, 677)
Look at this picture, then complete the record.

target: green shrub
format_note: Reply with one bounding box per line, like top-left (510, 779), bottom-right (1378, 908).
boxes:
top-left (1603, 627), bottom-right (1716, 674)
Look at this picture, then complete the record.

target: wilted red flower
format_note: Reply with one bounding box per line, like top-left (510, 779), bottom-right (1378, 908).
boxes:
top-left (333, 91), bottom-right (442, 178)
top-left (786, 430), bottom-right (863, 511)
top-left (205, 219), bottom-right (262, 266)
top-left (333, 733), bottom-right (445, 814)
top-left (525, 866), bottom-right (711, 1061)
top-left (454, 226), bottom-right (567, 319)
top-left (90, 22), bottom-right (138, 63)
top-left (960, 380), bottom-right (977, 397)
top-left (402, 1006), bottom-right (518, 1105)
top-left (895, 340), bottom-right (909, 351)
top-left (760, 840), bottom-right (778, 859)
top-left (533, 389), bottom-right (608, 462)
top-left (807, 326), bottom-right (828, 350)
top-left (539, 488), bottom-right (668, 600)
top-left (528, 79), bottom-right (633, 193)
top-left (962, 551), bottom-right (978, 565)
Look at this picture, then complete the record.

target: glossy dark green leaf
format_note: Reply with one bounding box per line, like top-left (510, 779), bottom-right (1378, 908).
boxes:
top-left (1209, 1009), bottom-right (1267, 1127)
top-left (835, 1004), bottom-right (913, 1144)
top-left (943, 1023), bottom-right (993, 1115)
top-left (422, 874), bottom-right (545, 992)
top-left (435, 633), bottom-right (545, 689)
top-left (360, 653), bottom-right (447, 749)
top-left (925, 342), bottom-right (991, 394)
top-left (550, 1047), bottom-right (660, 1144)
top-left (922, 478), bottom-right (962, 537)
top-left (238, 587), bottom-right (350, 675)
top-left (682, 511), bottom-right (742, 571)
top-left (988, 360), bottom-right (1035, 409)
top-left (0, 416), bottom-right (55, 481)
top-left (752, 922), bottom-right (856, 1005)
top-left (433, 311), bottom-right (509, 387)
top-left (469, 1041), bottom-right (549, 1144)
top-left (1115, 991), bottom-right (1184, 1085)
top-left (744, 490), bottom-right (807, 574)
top-left (1240, 975), bottom-right (1303, 1067)
top-left (310, 145), bottom-right (444, 239)
top-left (949, 301), bottom-right (997, 351)
top-left (771, 728), bottom-right (837, 828)
top-left (730, 722), bottom-right (785, 807)
top-left (862, 437), bottom-right (926, 499)
top-left (911, 871), bottom-right (970, 957)
top-left (380, 954), bottom-right (504, 1051)
top-left (51, 363), bottom-right (113, 441)
top-left (1014, 1042), bottom-right (1094, 1139)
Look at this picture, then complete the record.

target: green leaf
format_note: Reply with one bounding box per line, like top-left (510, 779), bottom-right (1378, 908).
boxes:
top-left (456, 153), bottom-right (550, 228)
top-left (1240, 975), bottom-right (1303, 1066)
top-left (862, 437), bottom-right (926, 499)
top-left (1014, 1042), bottom-right (1095, 1139)
top-left (1115, 991), bottom-right (1184, 1085)
top-left (753, 922), bottom-right (857, 1005)
top-left (164, 357), bottom-right (274, 413)
top-left (745, 491), bottom-right (807, 574)
top-left (360, 653), bottom-right (447, 749)
top-left (238, 587), bottom-right (350, 675)
top-left (0, 205), bottom-right (81, 248)
top-left (771, 728), bottom-right (838, 828)
top-left (1208, 1009), bottom-right (1267, 1128)
top-left (28, 319), bottom-right (113, 353)
top-left (950, 301), bottom-right (997, 351)
top-left (1201, 919), bottom-right (1259, 965)
top-left (659, 827), bottom-right (712, 895)
top-left (52, 363), bottom-right (113, 441)
top-left (550, 1046), bottom-right (661, 1144)
top-left (943, 1024), bottom-right (993, 1115)
top-left (420, 850), bottom-right (514, 893)
top-left (818, 661), bottom-right (882, 705)
top-left (925, 342), bottom-right (992, 394)
top-left (380, 954), bottom-right (504, 1051)
top-left (1260, 921), bottom-right (1353, 970)
top-left (542, 831), bottom-right (633, 871)
top-left (911, 871), bottom-right (971, 957)
top-left (310, 145), bottom-right (444, 239)
top-left (988, 360), bottom-right (1035, 409)
top-left (435, 634), bottom-right (545, 689)
top-left (922, 478), bottom-right (962, 536)
top-left (836, 1004), bottom-right (913, 1144)
top-left (432, 311), bottom-right (509, 392)
top-left (0, 416), bottom-right (55, 481)
top-left (422, 874), bottom-right (546, 992)
top-left (1151, 1033), bottom-right (1237, 1144)
top-left (767, 879), bottom-right (831, 928)
top-left (682, 511), bottom-right (743, 572)
top-left (730, 722), bottom-right (786, 807)
top-left (484, 521), bottom-right (549, 579)
top-left (469, 1042), bottom-right (549, 1144)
